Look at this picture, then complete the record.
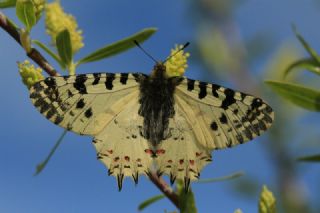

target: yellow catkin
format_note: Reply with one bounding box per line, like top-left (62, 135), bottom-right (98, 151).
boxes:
top-left (45, 1), bottom-right (84, 53)
top-left (234, 209), bottom-right (243, 213)
top-left (165, 44), bottom-right (190, 77)
top-left (31, 0), bottom-right (45, 21)
top-left (259, 185), bottom-right (276, 213)
top-left (18, 60), bottom-right (44, 88)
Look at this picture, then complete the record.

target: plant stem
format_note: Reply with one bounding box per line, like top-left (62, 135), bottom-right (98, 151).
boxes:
top-left (0, 12), bottom-right (58, 76)
top-left (148, 172), bottom-right (180, 209)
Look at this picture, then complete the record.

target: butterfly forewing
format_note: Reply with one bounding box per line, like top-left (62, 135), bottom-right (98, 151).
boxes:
top-left (29, 73), bottom-right (143, 136)
top-left (174, 77), bottom-right (274, 150)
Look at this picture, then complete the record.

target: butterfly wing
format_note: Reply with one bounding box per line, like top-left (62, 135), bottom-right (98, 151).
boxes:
top-left (174, 77), bottom-right (274, 150)
top-left (154, 99), bottom-right (212, 190)
top-left (29, 73), bottom-right (145, 136)
top-left (93, 97), bottom-right (153, 190)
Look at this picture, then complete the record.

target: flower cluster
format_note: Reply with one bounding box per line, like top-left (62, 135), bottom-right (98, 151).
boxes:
top-left (32, 0), bottom-right (46, 21)
top-left (165, 44), bottom-right (190, 77)
top-left (259, 185), bottom-right (276, 213)
top-left (45, 1), bottom-right (84, 53)
top-left (18, 60), bottom-right (44, 88)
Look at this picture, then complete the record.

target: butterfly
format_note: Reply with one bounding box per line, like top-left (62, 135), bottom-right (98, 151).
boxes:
top-left (29, 61), bottom-right (274, 191)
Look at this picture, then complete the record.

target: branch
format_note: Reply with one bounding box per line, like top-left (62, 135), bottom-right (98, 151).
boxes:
top-left (148, 172), bottom-right (180, 209)
top-left (0, 11), bottom-right (58, 76)
top-left (0, 10), bottom-right (181, 210)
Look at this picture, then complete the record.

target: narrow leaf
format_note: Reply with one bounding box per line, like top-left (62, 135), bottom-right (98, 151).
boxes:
top-left (297, 154), bottom-right (320, 162)
top-left (56, 29), bottom-right (73, 67)
top-left (265, 80), bottom-right (320, 111)
top-left (34, 130), bottom-right (67, 176)
top-left (179, 190), bottom-right (197, 213)
top-left (284, 58), bottom-right (320, 78)
top-left (292, 25), bottom-right (320, 64)
top-left (138, 194), bottom-right (165, 211)
top-left (0, 0), bottom-right (16, 8)
top-left (195, 171), bottom-right (244, 184)
top-left (16, 0), bottom-right (36, 32)
top-left (176, 181), bottom-right (197, 213)
top-left (32, 39), bottom-right (65, 69)
top-left (78, 28), bottom-right (157, 65)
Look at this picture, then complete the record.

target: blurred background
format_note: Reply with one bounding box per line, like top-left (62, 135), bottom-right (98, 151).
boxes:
top-left (1, 0), bottom-right (320, 212)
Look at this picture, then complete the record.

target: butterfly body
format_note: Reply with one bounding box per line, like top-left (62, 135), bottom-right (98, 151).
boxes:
top-left (138, 62), bottom-right (182, 146)
top-left (29, 62), bottom-right (274, 190)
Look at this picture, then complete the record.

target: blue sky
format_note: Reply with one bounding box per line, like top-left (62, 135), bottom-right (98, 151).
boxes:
top-left (1, 1), bottom-right (320, 212)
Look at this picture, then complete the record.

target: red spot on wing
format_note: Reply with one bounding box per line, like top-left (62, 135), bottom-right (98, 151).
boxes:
top-left (124, 156), bottom-right (130, 161)
top-left (167, 160), bottom-right (173, 163)
top-left (144, 149), bottom-right (155, 156)
top-left (189, 160), bottom-right (195, 166)
top-left (179, 159), bottom-right (184, 165)
top-left (107, 150), bottom-right (113, 154)
top-left (196, 152), bottom-right (202, 157)
top-left (156, 149), bottom-right (165, 155)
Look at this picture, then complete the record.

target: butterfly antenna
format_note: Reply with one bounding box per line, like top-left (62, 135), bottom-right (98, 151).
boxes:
top-left (163, 42), bottom-right (190, 63)
top-left (134, 40), bottom-right (158, 63)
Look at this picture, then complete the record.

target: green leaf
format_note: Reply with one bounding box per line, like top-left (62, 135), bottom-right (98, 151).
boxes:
top-left (176, 181), bottom-right (197, 213)
top-left (265, 80), bottom-right (320, 111)
top-left (195, 171), bottom-right (244, 184)
top-left (32, 39), bottom-right (65, 69)
top-left (292, 25), bottom-right (320, 64)
top-left (179, 190), bottom-right (197, 213)
top-left (16, 0), bottom-right (36, 32)
top-left (34, 130), bottom-right (67, 176)
top-left (297, 154), bottom-right (320, 162)
top-left (56, 29), bottom-right (73, 68)
top-left (284, 58), bottom-right (320, 78)
top-left (77, 28), bottom-right (157, 65)
top-left (138, 194), bottom-right (165, 211)
top-left (0, 0), bottom-right (16, 8)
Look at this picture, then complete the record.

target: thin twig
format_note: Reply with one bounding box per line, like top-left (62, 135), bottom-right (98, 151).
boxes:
top-left (0, 11), bottom-right (181, 210)
top-left (148, 172), bottom-right (180, 209)
top-left (0, 12), bottom-right (58, 76)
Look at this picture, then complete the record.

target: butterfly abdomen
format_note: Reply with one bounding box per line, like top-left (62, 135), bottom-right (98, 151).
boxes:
top-left (138, 74), bottom-right (177, 145)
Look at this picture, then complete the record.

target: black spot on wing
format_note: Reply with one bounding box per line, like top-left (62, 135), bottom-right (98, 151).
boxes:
top-left (198, 82), bottom-right (207, 99)
top-left (92, 73), bottom-right (101, 85)
top-left (39, 101), bottom-right (50, 113)
top-left (120, 73), bottom-right (129, 84)
top-left (105, 73), bottom-right (115, 90)
top-left (76, 98), bottom-right (85, 109)
top-left (44, 77), bottom-right (56, 88)
top-left (85, 108), bottom-right (93, 118)
top-left (212, 84), bottom-right (220, 98)
top-left (54, 115), bottom-right (63, 125)
top-left (46, 108), bottom-right (56, 119)
top-left (236, 134), bottom-right (244, 144)
top-left (210, 121), bottom-right (218, 131)
top-left (219, 113), bottom-right (228, 124)
top-left (73, 74), bottom-right (88, 94)
top-left (187, 79), bottom-right (195, 91)
top-left (30, 92), bottom-right (41, 99)
top-left (221, 88), bottom-right (236, 110)
top-left (251, 98), bottom-right (263, 109)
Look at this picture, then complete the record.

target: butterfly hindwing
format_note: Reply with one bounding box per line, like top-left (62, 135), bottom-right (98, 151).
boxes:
top-left (29, 73), bottom-right (145, 136)
top-left (174, 77), bottom-right (274, 150)
top-left (93, 97), bottom-right (153, 190)
top-left (154, 104), bottom-right (212, 189)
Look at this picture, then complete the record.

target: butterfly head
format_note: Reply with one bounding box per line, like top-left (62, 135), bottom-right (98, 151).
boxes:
top-left (151, 62), bottom-right (167, 78)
